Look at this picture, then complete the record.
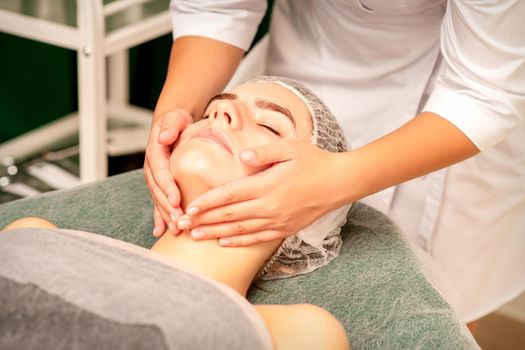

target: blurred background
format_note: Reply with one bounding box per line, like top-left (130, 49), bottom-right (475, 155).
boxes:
top-left (0, 28), bottom-right (168, 200)
top-left (0, 0), bottom-right (174, 203)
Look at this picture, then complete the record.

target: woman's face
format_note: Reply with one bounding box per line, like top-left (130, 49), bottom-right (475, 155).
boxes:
top-left (170, 82), bottom-right (313, 195)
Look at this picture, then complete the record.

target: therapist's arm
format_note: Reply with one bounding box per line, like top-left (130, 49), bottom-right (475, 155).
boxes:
top-left (145, 36), bottom-right (243, 236)
top-left (154, 37), bottom-right (243, 119)
top-left (347, 0), bottom-right (525, 203)
top-left (339, 111), bottom-right (479, 204)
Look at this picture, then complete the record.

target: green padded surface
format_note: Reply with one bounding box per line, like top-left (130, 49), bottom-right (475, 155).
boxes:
top-left (0, 170), bottom-right (477, 349)
top-left (0, 170), bottom-right (157, 248)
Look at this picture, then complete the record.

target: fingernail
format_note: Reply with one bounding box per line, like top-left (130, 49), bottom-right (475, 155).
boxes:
top-left (219, 238), bottom-right (231, 246)
top-left (191, 230), bottom-right (205, 239)
top-left (186, 206), bottom-right (199, 216)
top-left (160, 130), bottom-right (171, 139)
top-left (168, 195), bottom-right (177, 207)
top-left (240, 150), bottom-right (255, 162)
top-left (153, 227), bottom-right (161, 236)
top-left (178, 219), bottom-right (192, 229)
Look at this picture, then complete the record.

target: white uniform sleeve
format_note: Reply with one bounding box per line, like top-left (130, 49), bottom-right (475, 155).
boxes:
top-left (170, 0), bottom-right (267, 51)
top-left (423, 0), bottom-right (525, 151)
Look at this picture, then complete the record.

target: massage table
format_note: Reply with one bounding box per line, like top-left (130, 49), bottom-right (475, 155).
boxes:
top-left (0, 170), bottom-right (479, 349)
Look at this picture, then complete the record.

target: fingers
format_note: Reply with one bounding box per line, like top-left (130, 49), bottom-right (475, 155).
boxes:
top-left (144, 165), bottom-right (181, 234)
top-left (144, 109), bottom-right (193, 237)
top-left (144, 138), bottom-right (180, 205)
top-left (152, 206), bottom-right (167, 237)
top-left (240, 139), bottom-right (293, 167)
top-left (188, 218), bottom-right (274, 241)
top-left (154, 162), bottom-right (181, 207)
top-left (157, 109), bottom-right (193, 145)
top-left (169, 207), bottom-right (184, 234)
top-left (144, 109), bottom-right (190, 209)
top-left (144, 164), bottom-right (176, 211)
top-left (178, 199), bottom-right (265, 230)
top-left (186, 176), bottom-right (262, 215)
top-left (218, 230), bottom-right (285, 247)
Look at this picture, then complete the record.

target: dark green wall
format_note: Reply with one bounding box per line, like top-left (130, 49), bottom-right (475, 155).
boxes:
top-left (0, 33), bottom-right (78, 143)
top-left (0, 32), bottom-right (172, 144)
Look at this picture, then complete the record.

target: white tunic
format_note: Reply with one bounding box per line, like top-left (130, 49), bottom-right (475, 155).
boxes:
top-left (170, 0), bottom-right (525, 322)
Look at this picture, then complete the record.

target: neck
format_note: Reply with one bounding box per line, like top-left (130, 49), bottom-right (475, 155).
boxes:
top-left (151, 180), bottom-right (282, 296)
top-left (151, 229), bottom-right (275, 296)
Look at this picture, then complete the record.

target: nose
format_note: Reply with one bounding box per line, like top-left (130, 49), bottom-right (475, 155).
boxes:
top-left (210, 100), bottom-right (242, 130)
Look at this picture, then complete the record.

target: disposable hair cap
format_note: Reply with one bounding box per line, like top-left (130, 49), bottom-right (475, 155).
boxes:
top-left (251, 76), bottom-right (352, 280)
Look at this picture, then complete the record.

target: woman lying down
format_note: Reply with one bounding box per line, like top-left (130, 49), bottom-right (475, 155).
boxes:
top-left (1, 76), bottom-right (351, 350)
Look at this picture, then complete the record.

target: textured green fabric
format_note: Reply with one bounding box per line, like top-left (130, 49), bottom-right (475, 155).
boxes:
top-left (0, 170), bottom-right (156, 248)
top-left (0, 170), bottom-right (477, 349)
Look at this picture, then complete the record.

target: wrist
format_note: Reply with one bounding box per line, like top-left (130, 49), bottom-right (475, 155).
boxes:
top-left (331, 151), bottom-right (369, 206)
top-left (154, 37), bottom-right (244, 121)
top-left (153, 107), bottom-right (194, 124)
top-left (153, 90), bottom-right (200, 122)
top-left (326, 151), bottom-right (362, 208)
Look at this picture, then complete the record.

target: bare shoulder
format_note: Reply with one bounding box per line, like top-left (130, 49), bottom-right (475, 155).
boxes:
top-left (2, 217), bottom-right (57, 231)
top-left (255, 303), bottom-right (350, 350)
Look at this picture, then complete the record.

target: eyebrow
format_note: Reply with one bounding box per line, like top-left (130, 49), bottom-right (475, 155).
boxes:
top-left (207, 92), bottom-right (238, 105)
top-left (207, 92), bottom-right (296, 129)
top-left (254, 98), bottom-right (296, 128)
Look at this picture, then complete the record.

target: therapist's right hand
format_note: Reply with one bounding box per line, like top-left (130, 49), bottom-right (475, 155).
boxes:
top-left (144, 109), bottom-right (193, 237)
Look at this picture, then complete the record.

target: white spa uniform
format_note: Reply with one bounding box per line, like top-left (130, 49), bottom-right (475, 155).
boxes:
top-left (170, 0), bottom-right (525, 322)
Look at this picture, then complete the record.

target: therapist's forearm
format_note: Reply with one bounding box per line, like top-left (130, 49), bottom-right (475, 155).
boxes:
top-left (338, 112), bottom-right (480, 204)
top-left (155, 36), bottom-right (244, 120)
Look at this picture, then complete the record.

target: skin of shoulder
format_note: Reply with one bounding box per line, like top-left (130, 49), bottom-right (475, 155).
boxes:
top-left (254, 303), bottom-right (350, 350)
top-left (2, 217), bottom-right (57, 231)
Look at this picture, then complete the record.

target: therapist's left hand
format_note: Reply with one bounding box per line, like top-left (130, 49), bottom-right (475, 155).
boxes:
top-left (177, 139), bottom-right (346, 247)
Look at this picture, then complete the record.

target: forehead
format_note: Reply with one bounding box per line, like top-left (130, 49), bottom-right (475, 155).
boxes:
top-left (229, 82), bottom-right (313, 137)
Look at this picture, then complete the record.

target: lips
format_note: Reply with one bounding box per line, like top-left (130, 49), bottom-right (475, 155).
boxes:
top-left (191, 128), bottom-right (233, 154)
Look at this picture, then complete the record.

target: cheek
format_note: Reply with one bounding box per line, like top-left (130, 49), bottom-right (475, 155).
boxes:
top-left (170, 141), bottom-right (248, 187)
top-left (177, 121), bottom-right (207, 143)
top-left (170, 146), bottom-right (211, 180)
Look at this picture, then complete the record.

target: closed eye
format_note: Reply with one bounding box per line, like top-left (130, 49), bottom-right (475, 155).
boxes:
top-left (259, 124), bottom-right (280, 136)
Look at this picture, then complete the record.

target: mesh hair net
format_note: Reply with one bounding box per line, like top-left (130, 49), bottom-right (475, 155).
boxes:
top-left (251, 76), bottom-right (352, 280)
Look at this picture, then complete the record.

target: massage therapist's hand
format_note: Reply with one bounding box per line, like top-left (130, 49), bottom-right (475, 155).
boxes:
top-left (144, 109), bottom-right (193, 237)
top-left (177, 140), bottom-right (347, 246)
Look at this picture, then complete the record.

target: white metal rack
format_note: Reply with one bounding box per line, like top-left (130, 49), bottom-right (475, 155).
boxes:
top-left (0, 0), bottom-right (171, 183)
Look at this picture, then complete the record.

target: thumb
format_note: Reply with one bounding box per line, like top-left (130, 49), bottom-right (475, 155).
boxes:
top-left (240, 140), bottom-right (293, 167)
top-left (158, 109), bottom-right (193, 145)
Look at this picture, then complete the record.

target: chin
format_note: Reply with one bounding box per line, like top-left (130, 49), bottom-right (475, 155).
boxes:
top-left (170, 143), bottom-right (244, 190)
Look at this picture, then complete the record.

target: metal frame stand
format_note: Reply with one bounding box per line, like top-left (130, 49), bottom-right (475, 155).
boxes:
top-left (0, 0), bottom-right (171, 183)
